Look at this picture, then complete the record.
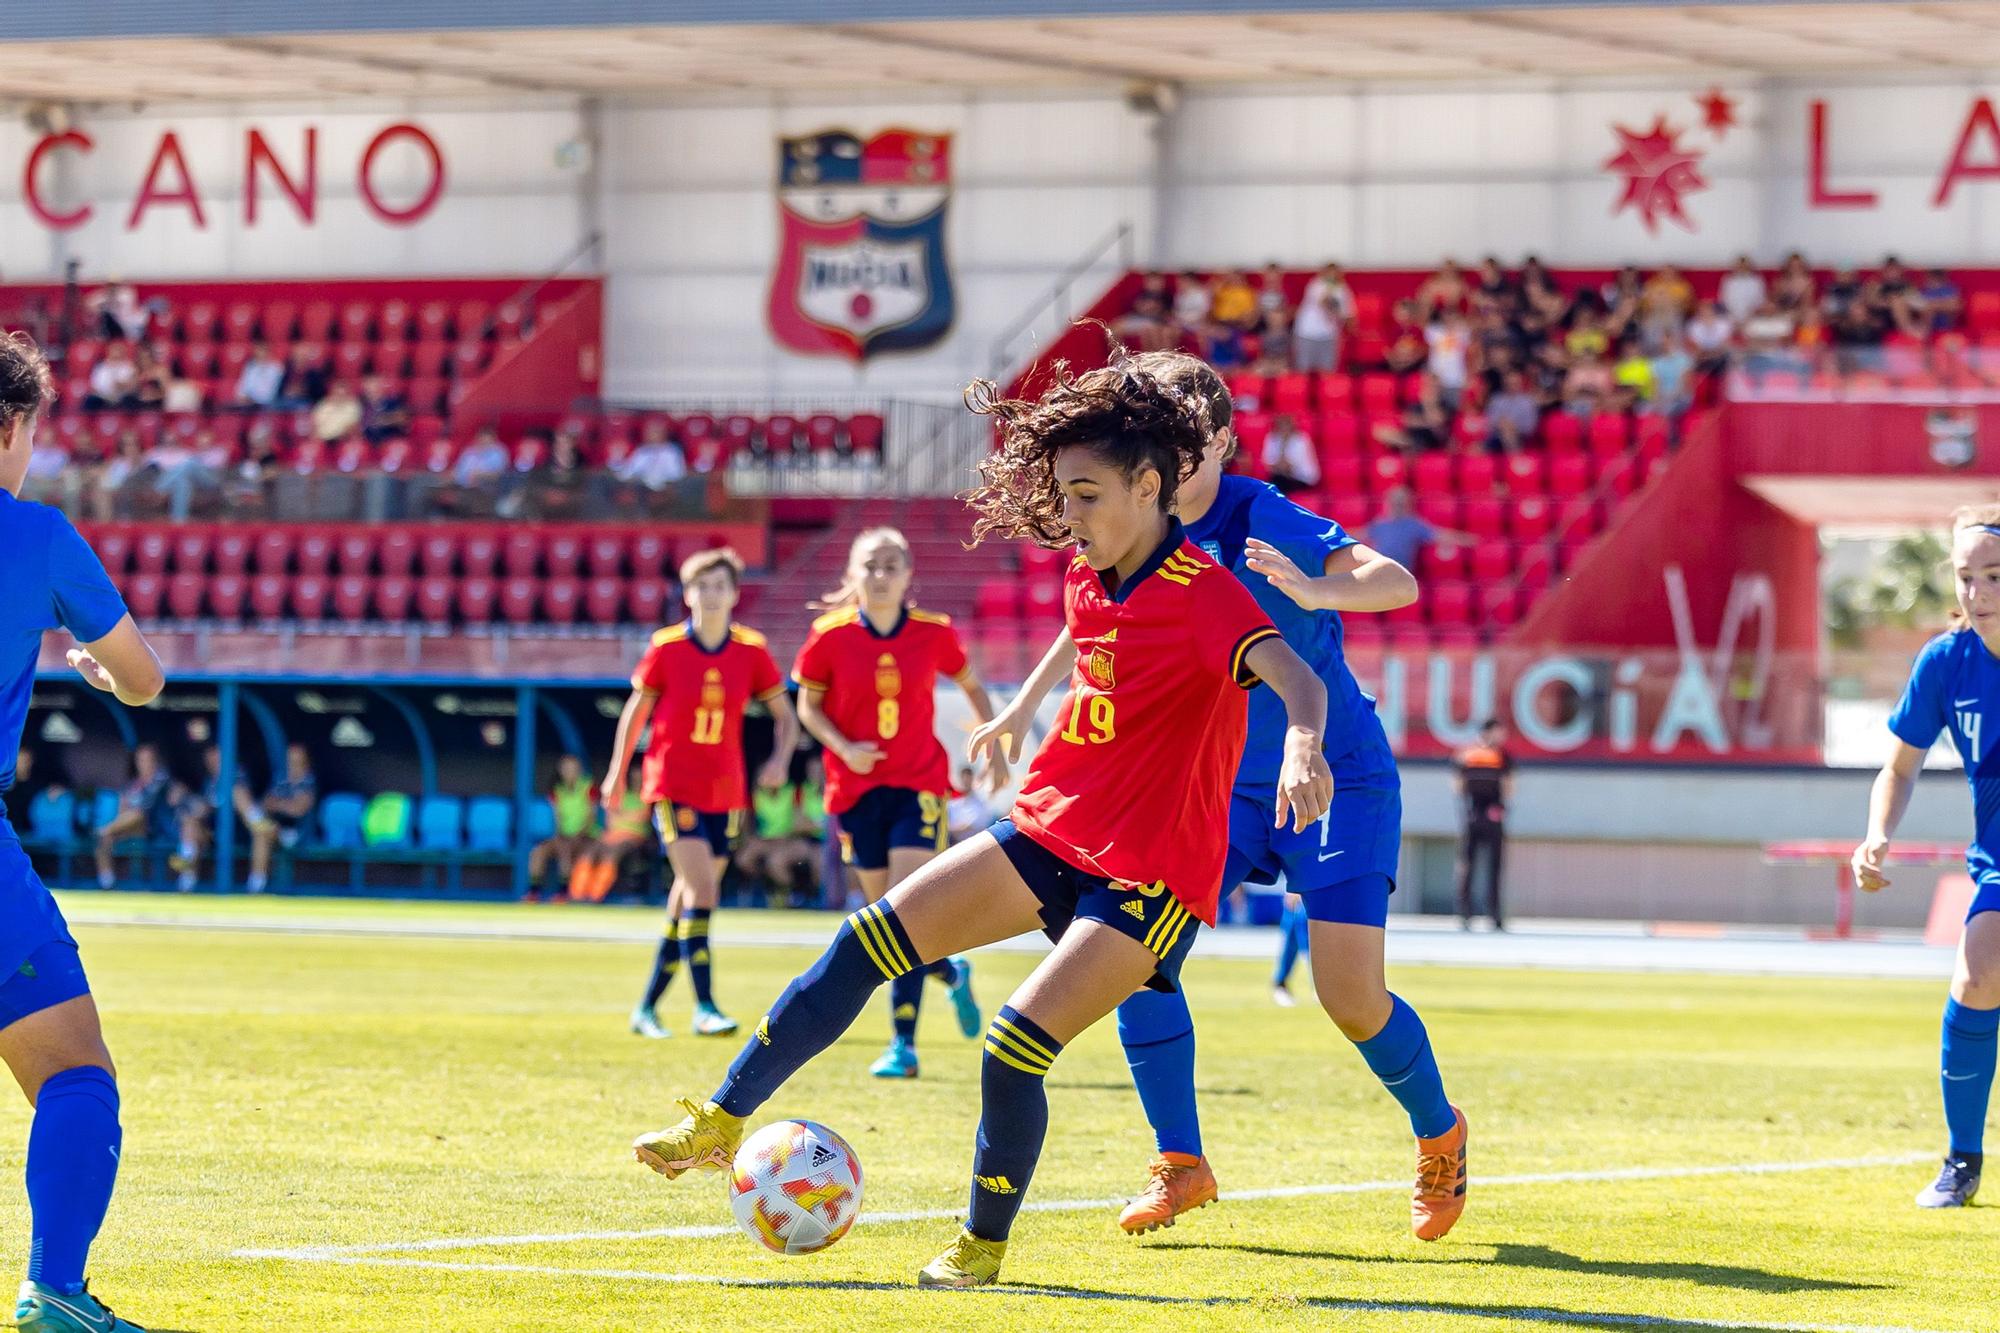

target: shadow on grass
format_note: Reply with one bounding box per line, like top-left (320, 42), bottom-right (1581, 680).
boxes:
top-left (1053, 1082), bottom-right (1260, 1098)
top-left (1153, 1240), bottom-right (1884, 1295)
top-left (1296, 1295), bottom-right (1819, 1331)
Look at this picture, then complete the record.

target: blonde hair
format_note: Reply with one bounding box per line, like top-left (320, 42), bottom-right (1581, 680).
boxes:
top-left (678, 545), bottom-right (745, 589)
top-left (815, 527), bottom-right (912, 611)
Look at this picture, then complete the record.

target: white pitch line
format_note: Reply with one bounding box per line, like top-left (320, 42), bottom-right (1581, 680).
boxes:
top-left (232, 1150), bottom-right (1934, 1261)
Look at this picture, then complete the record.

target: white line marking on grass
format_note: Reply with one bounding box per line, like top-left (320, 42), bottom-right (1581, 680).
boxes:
top-left (233, 1151), bottom-right (1934, 1260)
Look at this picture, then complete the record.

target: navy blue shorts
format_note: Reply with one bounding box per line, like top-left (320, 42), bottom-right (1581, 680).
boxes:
top-left (838, 786), bottom-right (947, 872)
top-left (656, 802), bottom-right (742, 859)
top-left (990, 819), bottom-right (1200, 993)
top-left (0, 940), bottom-right (91, 1032)
top-left (1224, 781), bottom-right (1401, 928)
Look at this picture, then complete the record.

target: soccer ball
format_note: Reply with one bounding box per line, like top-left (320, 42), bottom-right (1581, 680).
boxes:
top-left (728, 1119), bottom-right (864, 1255)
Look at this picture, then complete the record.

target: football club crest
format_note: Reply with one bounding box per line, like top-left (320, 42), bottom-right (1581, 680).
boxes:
top-left (1087, 646), bottom-right (1116, 690)
top-left (769, 128), bottom-right (955, 362)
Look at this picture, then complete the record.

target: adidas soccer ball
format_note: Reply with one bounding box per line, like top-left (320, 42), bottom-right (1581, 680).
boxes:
top-left (729, 1119), bottom-right (864, 1255)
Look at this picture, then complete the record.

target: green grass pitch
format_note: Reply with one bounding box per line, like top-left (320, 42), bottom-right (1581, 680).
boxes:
top-left (3, 894), bottom-right (1993, 1332)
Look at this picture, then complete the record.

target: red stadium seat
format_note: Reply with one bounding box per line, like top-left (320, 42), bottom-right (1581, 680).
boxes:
top-left (1541, 412), bottom-right (1583, 454)
top-left (1502, 453), bottom-right (1545, 494)
top-left (371, 341), bottom-right (410, 377)
top-left (338, 302), bottom-right (373, 343)
top-left (1328, 496), bottom-right (1370, 532)
top-left (1427, 581), bottom-right (1473, 626)
top-left (249, 575), bottom-right (288, 620)
top-left (378, 530), bottom-right (418, 577)
top-left (332, 576), bottom-right (371, 621)
top-left (848, 414), bottom-right (885, 456)
top-left (1369, 455), bottom-right (1408, 493)
top-left (460, 532), bottom-right (501, 578)
top-left (262, 300), bottom-right (298, 341)
top-left (1233, 412), bottom-right (1271, 465)
top-left (180, 301), bottom-right (219, 340)
top-left (290, 575), bottom-right (331, 621)
top-left (1459, 452), bottom-right (1498, 494)
top-left (587, 534), bottom-right (626, 579)
top-left (417, 301), bottom-right (451, 341)
top-left (296, 530), bottom-right (336, 576)
top-left (1512, 496), bottom-right (1555, 541)
top-left (1423, 541), bottom-right (1468, 581)
top-left (629, 533), bottom-right (673, 580)
top-left (806, 414), bottom-right (841, 453)
top-left (544, 532), bottom-right (584, 579)
top-left (167, 574), bottom-right (205, 619)
top-left (456, 301), bottom-right (492, 339)
top-left (1316, 372), bottom-right (1355, 409)
top-left (500, 578), bottom-right (540, 625)
top-left (765, 416), bottom-right (801, 454)
top-left (1479, 586), bottom-right (1521, 626)
top-left (212, 529), bottom-right (252, 575)
top-left (1225, 372), bottom-right (1266, 411)
top-left (123, 574), bottom-right (165, 620)
top-left (584, 578), bottom-right (625, 624)
top-left (1452, 413), bottom-right (1490, 450)
top-left (94, 529), bottom-right (134, 576)
top-left (207, 574), bottom-right (248, 621)
top-left (1415, 496), bottom-right (1460, 529)
top-left (415, 578), bottom-right (454, 624)
top-left (1555, 498), bottom-right (1600, 539)
top-left (374, 576), bottom-right (415, 623)
top-left (458, 577), bottom-right (498, 625)
top-left (503, 531), bottom-right (542, 579)
top-left (1462, 497), bottom-right (1506, 539)
top-left (1270, 373), bottom-right (1313, 415)
top-left (134, 529), bottom-right (172, 575)
top-left (452, 340), bottom-right (489, 376)
top-left (1587, 412), bottom-right (1631, 457)
top-left (332, 344), bottom-right (370, 380)
top-left (222, 302), bottom-right (258, 342)
top-left (1470, 541), bottom-right (1513, 582)
top-left (974, 580), bottom-right (1022, 621)
top-left (1634, 414), bottom-right (1671, 462)
top-left (627, 578), bottom-right (670, 626)
top-left (336, 531), bottom-right (378, 576)
top-left (1411, 453), bottom-right (1454, 494)
top-left (543, 578), bottom-right (583, 625)
top-left (171, 530), bottom-right (213, 574)
top-left (1358, 373), bottom-right (1399, 416)
top-left (1970, 290), bottom-right (2000, 336)
top-left (419, 533), bottom-right (459, 578)
top-left (410, 341), bottom-right (450, 377)
top-left (1320, 455), bottom-right (1363, 497)
top-left (1550, 455), bottom-right (1592, 497)
top-left (379, 299), bottom-right (412, 340)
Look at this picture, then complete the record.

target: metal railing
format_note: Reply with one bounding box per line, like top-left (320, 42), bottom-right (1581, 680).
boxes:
top-left (986, 220), bottom-right (1136, 383)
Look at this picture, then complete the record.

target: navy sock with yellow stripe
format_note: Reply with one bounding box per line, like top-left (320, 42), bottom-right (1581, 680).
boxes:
top-left (640, 931), bottom-right (681, 1010)
top-left (680, 909), bottom-right (715, 1008)
top-left (889, 971), bottom-right (923, 1042)
top-left (967, 1006), bottom-right (1065, 1242)
top-left (714, 901), bottom-right (919, 1117)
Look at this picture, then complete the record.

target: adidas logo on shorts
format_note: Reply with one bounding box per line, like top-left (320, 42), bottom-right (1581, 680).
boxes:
top-left (1121, 900), bottom-right (1146, 920)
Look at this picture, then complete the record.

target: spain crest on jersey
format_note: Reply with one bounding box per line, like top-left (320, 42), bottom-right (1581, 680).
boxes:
top-left (1086, 646), bottom-right (1116, 690)
top-left (768, 128), bottom-right (955, 362)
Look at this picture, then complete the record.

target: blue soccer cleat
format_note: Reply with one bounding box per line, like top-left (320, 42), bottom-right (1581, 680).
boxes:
top-left (15, 1280), bottom-right (148, 1332)
top-left (1915, 1156), bottom-right (1981, 1208)
top-left (946, 956), bottom-right (981, 1039)
top-left (870, 1038), bottom-right (919, 1079)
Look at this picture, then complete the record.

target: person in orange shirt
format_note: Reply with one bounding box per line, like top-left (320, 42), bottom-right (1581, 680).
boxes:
top-left (1451, 718), bottom-right (1515, 930)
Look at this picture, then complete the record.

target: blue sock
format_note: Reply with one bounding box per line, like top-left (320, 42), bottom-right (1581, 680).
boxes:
top-left (1354, 994), bottom-right (1455, 1140)
top-left (1941, 998), bottom-right (1999, 1158)
top-left (1274, 901), bottom-right (1309, 987)
top-left (680, 910), bottom-right (715, 1008)
top-left (968, 1007), bottom-right (1064, 1241)
top-left (641, 931), bottom-right (681, 1010)
top-left (715, 902), bottom-right (916, 1116)
top-left (925, 956), bottom-right (962, 986)
top-left (26, 1066), bottom-right (122, 1294)
top-left (1116, 988), bottom-right (1202, 1157)
top-left (889, 971), bottom-right (922, 1043)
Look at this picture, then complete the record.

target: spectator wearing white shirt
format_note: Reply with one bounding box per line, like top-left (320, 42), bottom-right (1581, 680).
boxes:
top-left (1684, 300), bottom-right (1736, 372)
top-left (1262, 412), bottom-right (1320, 495)
top-left (234, 342), bottom-right (287, 409)
top-left (616, 419), bottom-right (688, 491)
top-left (86, 342), bottom-right (138, 408)
top-left (1719, 256), bottom-right (1767, 327)
top-left (453, 427), bottom-right (510, 488)
top-left (1424, 311), bottom-right (1472, 406)
top-left (1292, 263), bottom-right (1352, 373)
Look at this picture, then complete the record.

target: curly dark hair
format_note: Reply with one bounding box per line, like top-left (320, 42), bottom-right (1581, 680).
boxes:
top-left (964, 358), bottom-right (1210, 548)
top-left (0, 330), bottom-right (54, 431)
top-left (1127, 348), bottom-right (1233, 451)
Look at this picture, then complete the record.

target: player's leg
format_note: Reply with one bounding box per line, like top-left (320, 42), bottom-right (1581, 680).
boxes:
top-left (924, 903), bottom-right (1193, 1288)
top-left (909, 795), bottom-right (981, 1030)
top-left (1919, 903), bottom-right (2000, 1207)
top-left (93, 812), bottom-right (143, 891)
top-left (0, 946), bottom-right (140, 1332)
top-left (1273, 894), bottom-right (1309, 1002)
top-left (632, 807), bottom-right (689, 1038)
top-left (1484, 825), bottom-right (1506, 929)
top-left (632, 831), bottom-right (1044, 1178)
top-left (1453, 821), bottom-right (1476, 929)
top-left (526, 837), bottom-right (554, 900)
top-left (246, 820), bottom-right (276, 893)
top-left (679, 816), bottom-right (736, 1036)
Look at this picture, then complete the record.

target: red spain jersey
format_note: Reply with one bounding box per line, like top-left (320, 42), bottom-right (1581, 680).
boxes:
top-left (632, 620), bottom-right (786, 812)
top-left (793, 605), bottom-right (970, 815)
top-left (1010, 525), bottom-right (1279, 925)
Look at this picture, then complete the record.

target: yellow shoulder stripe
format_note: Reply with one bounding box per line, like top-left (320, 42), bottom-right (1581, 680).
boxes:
top-left (811, 608), bottom-right (861, 633)
top-left (651, 626), bottom-right (687, 647)
top-left (909, 608), bottom-right (954, 627)
top-left (729, 624), bottom-right (769, 648)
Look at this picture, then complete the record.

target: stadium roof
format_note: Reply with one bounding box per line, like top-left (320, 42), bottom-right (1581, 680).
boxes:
top-left (2, 3), bottom-right (1998, 102)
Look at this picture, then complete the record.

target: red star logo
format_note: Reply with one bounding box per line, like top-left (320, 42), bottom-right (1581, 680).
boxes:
top-left (1603, 115), bottom-right (1709, 234)
top-left (1696, 87), bottom-right (1737, 136)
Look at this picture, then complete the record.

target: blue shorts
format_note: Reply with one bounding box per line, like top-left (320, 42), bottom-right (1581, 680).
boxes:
top-left (656, 802), bottom-right (742, 859)
top-left (0, 839), bottom-right (76, 980)
top-left (838, 786), bottom-right (947, 872)
top-left (0, 940), bottom-right (91, 1032)
top-left (1224, 781), bottom-right (1401, 928)
top-left (990, 819), bottom-right (1200, 993)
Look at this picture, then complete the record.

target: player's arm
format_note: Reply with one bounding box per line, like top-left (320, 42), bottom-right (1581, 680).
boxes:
top-left (1244, 539), bottom-right (1418, 613)
top-left (950, 665), bottom-right (1011, 790)
top-left (970, 628), bottom-right (1073, 771)
top-left (602, 689), bottom-right (657, 806)
top-left (66, 614), bottom-right (164, 707)
top-left (1242, 635), bottom-right (1334, 833)
top-left (1853, 739), bottom-right (1927, 892)
top-left (757, 690), bottom-right (801, 790)
top-left (796, 686), bottom-right (883, 775)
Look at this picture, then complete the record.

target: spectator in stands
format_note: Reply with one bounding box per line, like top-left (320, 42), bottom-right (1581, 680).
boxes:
top-left (1562, 352), bottom-right (1615, 416)
top-left (1292, 263), bottom-right (1350, 372)
top-left (1484, 370), bottom-right (1542, 451)
top-left (276, 345), bottom-right (328, 409)
top-left (1384, 300), bottom-right (1428, 375)
top-left (230, 423), bottom-right (280, 507)
top-left (1719, 256), bottom-right (1767, 325)
top-left (1773, 251), bottom-right (1816, 311)
top-left (1878, 255), bottom-right (1913, 302)
top-left (616, 418), bottom-right (688, 491)
top-left (310, 381), bottom-right (363, 444)
top-left (1685, 299), bottom-right (1736, 371)
top-left (1252, 308), bottom-right (1293, 375)
top-left (1832, 297), bottom-right (1888, 372)
top-left (90, 283), bottom-right (155, 341)
top-left (147, 430), bottom-right (221, 522)
top-left (528, 754), bottom-right (599, 902)
top-left (1417, 258), bottom-right (1469, 315)
top-left (1453, 718), bottom-right (1514, 931)
top-left (1172, 271), bottom-right (1213, 333)
top-left (1475, 255), bottom-right (1516, 303)
top-left (946, 764), bottom-right (994, 844)
top-left (20, 427), bottom-right (70, 506)
top-left (159, 356), bottom-right (203, 414)
top-left (1648, 336), bottom-right (1696, 418)
top-left (1563, 306), bottom-right (1611, 362)
top-left (244, 743), bottom-right (318, 894)
top-left (1210, 269), bottom-right (1259, 331)
top-left (85, 341), bottom-right (138, 408)
top-left (1366, 486), bottom-right (1450, 572)
top-left (1794, 303), bottom-right (1831, 362)
top-left (1637, 265), bottom-right (1693, 351)
top-left (1373, 374), bottom-right (1452, 454)
top-left (1262, 412), bottom-right (1320, 494)
top-left (1424, 309), bottom-right (1472, 407)
top-left (453, 426), bottom-right (510, 490)
top-left (1612, 338), bottom-right (1655, 405)
top-left (170, 744), bottom-right (259, 893)
top-left (533, 428), bottom-right (590, 518)
top-left (1112, 290), bottom-right (1178, 353)
top-left (1920, 268), bottom-right (1963, 333)
top-left (1740, 301), bottom-right (1797, 376)
top-left (94, 742), bottom-right (171, 890)
top-left (1256, 262), bottom-right (1289, 327)
top-left (3, 747), bottom-right (63, 833)
top-left (91, 431), bottom-right (147, 521)
top-left (359, 376), bottom-right (409, 444)
top-left (234, 341), bottom-right (287, 409)
top-left (129, 344), bottom-right (170, 410)
top-left (570, 760), bottom-right (655, 903)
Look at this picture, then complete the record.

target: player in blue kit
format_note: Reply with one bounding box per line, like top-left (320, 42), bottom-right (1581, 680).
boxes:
top-left (0, 332), bottom-right (165, 1333)
top-left (992, 350), bottom-right (1468, 1241)
top-left (1854, 504), bottom-right (2000, 1208)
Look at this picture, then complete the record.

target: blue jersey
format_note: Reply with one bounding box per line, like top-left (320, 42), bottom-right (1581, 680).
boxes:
top-left (1889, 628), bottom-right (2000, 886)
top-left (1, 492), bottom-right (127, 977)
top-left (1184, 475), bottom-right (1396, 789)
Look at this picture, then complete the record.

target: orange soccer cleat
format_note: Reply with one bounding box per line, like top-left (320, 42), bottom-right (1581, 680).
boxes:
top-left (1117, 1152), bottom-right (1219, 1235)
top-left (1411, 1105), bottom-right (1469, 1241)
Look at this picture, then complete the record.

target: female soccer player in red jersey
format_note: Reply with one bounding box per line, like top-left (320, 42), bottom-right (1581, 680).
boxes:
top-left (631, 362), bottom-right (1334, 1289)
top-left (605, 548), bottom-right (798, 1039)
top-left (792, 527), bottom-right (1004, 1077)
